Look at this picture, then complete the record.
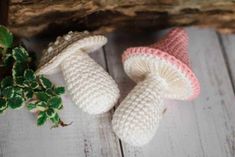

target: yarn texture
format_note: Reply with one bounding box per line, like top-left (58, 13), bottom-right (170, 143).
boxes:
top-left (112, 28), bottom-right (200, 146)
top-left (61, 52), bottom-right (119, 114)
top-left (37, 31), bottom-right (120, 114)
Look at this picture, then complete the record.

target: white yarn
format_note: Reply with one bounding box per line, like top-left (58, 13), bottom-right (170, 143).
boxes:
top-left (112, 54), bottom-right (193, 146)
top-left (61, 52), bottom-right (119, 114)
top-left (123, 55), bottom-right (193, 100)
top-left (37, 31), bottom-right (120, 114)
top-left (112, 74), bottom-right (167, 146)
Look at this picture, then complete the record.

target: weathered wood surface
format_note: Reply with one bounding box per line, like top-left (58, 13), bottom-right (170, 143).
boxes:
top-left (0, 27), bottom-right (235, 157)
top-left (8, 0), bottom-right (235, 37)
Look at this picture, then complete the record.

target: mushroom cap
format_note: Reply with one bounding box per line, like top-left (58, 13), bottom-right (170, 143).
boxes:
top-left (37, 31), bottom-right (107, 75)
top-left (122, 28), bottom-right (200, 100)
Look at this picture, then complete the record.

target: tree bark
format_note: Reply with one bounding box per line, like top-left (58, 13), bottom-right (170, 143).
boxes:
top-left (8, 0), bottom-right (235, 37)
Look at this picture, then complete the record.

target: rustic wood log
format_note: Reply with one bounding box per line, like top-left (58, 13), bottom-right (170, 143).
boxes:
top-left (8, 0), bottom-right (235, 37)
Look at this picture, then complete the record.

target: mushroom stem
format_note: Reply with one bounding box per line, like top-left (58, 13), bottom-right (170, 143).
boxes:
top-left (112, 73), bottom-right (168, 146)
top-left (60, 51), bottom-right (119, 114)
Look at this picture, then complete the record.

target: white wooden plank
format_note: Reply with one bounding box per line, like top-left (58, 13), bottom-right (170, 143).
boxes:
top-left (104, 27), bottom-right (235, 157)
top-left (220, 33), bottom-right (235, 86)
top-left (0, 37), bottom-right (122, 157)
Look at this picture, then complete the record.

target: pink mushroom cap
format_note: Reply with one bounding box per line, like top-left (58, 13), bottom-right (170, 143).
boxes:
top-left (122, 28), bottom-right (200, 100)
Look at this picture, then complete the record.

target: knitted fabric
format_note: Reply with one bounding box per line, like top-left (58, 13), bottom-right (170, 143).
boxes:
top-left (150, 28), bottom-right (190, 67)
top-left (61, 52), bottom-right (119, 114)
top-left (112, 74), bottom-right (166, 146)
top-left (37, 31), bottom-right (120, 114)
top-left (112, 28), bottom-right (200, 146)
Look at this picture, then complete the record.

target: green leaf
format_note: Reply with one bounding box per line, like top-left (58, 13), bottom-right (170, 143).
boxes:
top-left (24, 69), bottom-right (36, 81)
top-left (24, 88), bottom-right (33, 99)
top-left (35, 92), bottom-right (50, 102)
top-left (37, 111), bottom-right (47, 126)
top-left (38, 75), bottom-right (52, 89)
top-left (48, 96), bottom-right (62, 109)
top-left (12, 62), bottom-right (27, 78)
top-left (1, 76), bottom-right (13, 88)
top-left (46, 108), bottom-right (56, 118)
top-left (27, 103), bottom-right (36, 111)
top-left (36, 101), bottom-right (47, 111)
top-left (14, 87), bottom-right (23, 96)
top-left (7, 95), bottom-right (24, 109)
top-left (2, 86), bottom-right (15, 98)
top-left (54, 87), bottom-right (65, 95)
top-left (15, 76), bottom-right (25, 87)
top-left (50, 113), bottom-right (60, 124)
top-left (0, 26), bottom-right (13, 49)
top-left (3, 53), bottom-right (13, 66)
top-left (30, 81), bottom-right (39, 89)
top-left (12, 47), bottom-right (29, 62)
top-left (0, 98), bottom-right (7, 110)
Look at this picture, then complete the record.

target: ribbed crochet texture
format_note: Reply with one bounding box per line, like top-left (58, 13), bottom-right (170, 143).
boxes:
top-left (113, 74), bottom-right (166, 146)
top-left (112, 28), bottom-right (200, 146)
top-left (61, 52), bottom-right (119, 114)
top-left (37, 31), bottom-right (120, 114)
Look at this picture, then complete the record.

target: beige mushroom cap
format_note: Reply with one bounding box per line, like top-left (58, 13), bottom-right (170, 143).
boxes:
top-left (36, 31), bottom-right (107, 75)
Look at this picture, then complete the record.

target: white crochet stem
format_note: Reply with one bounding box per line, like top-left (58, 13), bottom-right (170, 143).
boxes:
top-left (112, 74), bottom-right (168, 146)
top-left (60, 52), bottom-right (119, 114)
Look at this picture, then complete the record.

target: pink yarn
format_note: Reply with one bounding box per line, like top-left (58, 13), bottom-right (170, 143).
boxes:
top-left (122, 28), bottom-right (200, 100)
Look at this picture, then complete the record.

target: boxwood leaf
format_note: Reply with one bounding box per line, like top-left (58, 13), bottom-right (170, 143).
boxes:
top-left (12, 47), bottom-right (29, 62)
top-left (36, 101), bottom-right (47, 111)
top-left (50, 113), bottom-right (60, 124)
top-left (35, 92), bottom-right (49, 102)
top-left (1, 76), bottom-right (13, 88)
top-left (2, 86), bottom-right (15, 98)
top-left (24, 69), bottom-right (36, 81)
top-left (46, 108), bottom-right (56, 118)
top-left (48, 96), bottom-right (62, 109)
top-left (24, 88), bottom-right (33, 99)
top-left (38, 75), bottom-right (52, 89)
top-left (0, 26), bottom-right (13, 48)
top-left (0, 98), bottom-right (7, 110)
top-left (37, 111), bottom-right (47, 126)
top-left (7, 95), bottom-right (24, 109)
top-left (14, 87), bottom-right (23, 96)
top-left (54, 87), bottom-right (65, 95)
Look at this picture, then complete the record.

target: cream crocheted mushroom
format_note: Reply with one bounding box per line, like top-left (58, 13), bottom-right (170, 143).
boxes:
top-left (37, 31), bottom-right (120, 114)
top-left (112, 28), bottom-right (200, 146)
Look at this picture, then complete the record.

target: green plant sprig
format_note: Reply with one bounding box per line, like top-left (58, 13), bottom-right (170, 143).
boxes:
top-left (0, 25), bottom-right (67, 128)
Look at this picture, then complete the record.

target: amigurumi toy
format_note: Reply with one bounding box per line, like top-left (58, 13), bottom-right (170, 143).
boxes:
top-left (37, 31), bottom-right (120, 114)
top-left (112, 28), bottom-right (200, 146)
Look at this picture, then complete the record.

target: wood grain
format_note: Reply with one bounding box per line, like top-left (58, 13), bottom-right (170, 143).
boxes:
top-left (219, 33), bottom-right (235, 88)
top-left (8, 0), bottom-right (235, 37)
top-left (104, 27), bottom-right (235, 157)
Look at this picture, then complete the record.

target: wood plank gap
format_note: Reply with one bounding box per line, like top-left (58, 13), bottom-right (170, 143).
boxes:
top-left (216, 32), bottom-right (235, 94)
top-left (102, 47), bottom-right (110, 73)
top-left (102, 46), bottom-right (125, 157)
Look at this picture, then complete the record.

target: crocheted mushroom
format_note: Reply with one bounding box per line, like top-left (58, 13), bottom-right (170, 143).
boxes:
top-left (37, 31), bottom-right (120, 114)
top-left (112, 28), bottom-right (200, 146)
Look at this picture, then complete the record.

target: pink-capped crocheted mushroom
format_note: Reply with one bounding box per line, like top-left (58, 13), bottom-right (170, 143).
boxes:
top-left (112, 28), bottom-right (200, 146)
top-left (37, 31), bottom-right (120, 114)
